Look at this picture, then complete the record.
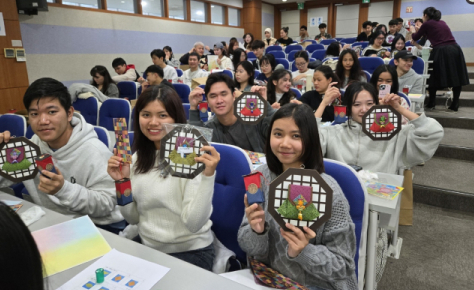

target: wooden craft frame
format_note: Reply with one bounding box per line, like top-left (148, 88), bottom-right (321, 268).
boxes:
top-left (159, 125), bottom-right (209, 179)
top-left (0, 137), bottom-right (40, 182)
top-left (362, 105), bottom-right (402, 141)
top-left (268, 168), bottom-right (333, 232)
top-left (233, 92), bottom-right (268, 125)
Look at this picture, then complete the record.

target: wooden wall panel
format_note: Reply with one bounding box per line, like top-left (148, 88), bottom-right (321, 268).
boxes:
top-left (0, 87), bottom-right (27, 113)
top-left (243, 0), bottom-right (262, 40)
top-left (0, 0), bottom-right (19, 21)
top-left (359, 4), bottom-right (369, 34)
top-left (0, 20), bottom-right (23, 51)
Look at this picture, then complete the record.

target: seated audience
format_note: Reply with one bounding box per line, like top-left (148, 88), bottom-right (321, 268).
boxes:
top-left (238, 103), bottom-right (357, 290)
top-left (0, 78), bottom-right (124, 233)
top-left (108, 85), bottom-right (220, 271)
top-left (179, 42), bottom-right (211, 65)
top-left (397, 17), bottom-right (408, 38)
top-left (182, 52), bottom-right (209, 88)
top-left (394, 51), bottom-right (423, 94)
top-left (267, 69), bottom-right (296, 109)
top-left (243, 33), bottom-right (254, 51)
top-left (336, 50), bottom-right (367, 88)
top-left (90, 65), bottom-right (119, 98)
top-left (151, 49), bottom-right (178, 83)
top-left (277, 27), bottom-right (294, 47)
top-left (363, 30), bottom-right (390, 57)
top-left (314, 81), bottom-right (443, 174)
top-left (263, 28), bottom-right (277, 47)
top-left (325, 42), bottom-right (341, 58)
top-left (112, 57), bottom-right (143, 83)
top-left (315, 23), bottom-right (332, 41)
top-left (256, 55), bottom-right (276, 83)
top-left (228, 37), bottom-right (240, 58)
top-left (292, 51), bottom-right (314, 86)
top-left (214, 43), bottom-right (233, 71)
top-left (0, 202), bottom-right (45, 290)
top-left (374, 24), bottom-right (388, 35)
top-left (390, 34), bottom-right (407, 57)
top-left (188, 73), bottom-right (275, 152)
top-left (357, 21), bottom-right (373, 42)
top-left (387, 19), bottom-right (400, 42)
top-left (251, 40), bottom-right (266, 70)
top-left (163, 46), bottom-right (180, 68)
top-left (294, 65), bottom-right (340, 122)
top-left (299, 25), bottom-right (311, 42)
top-left (235, 61), bottom-right (255, 92)
top-left (232, 48), bottom-right (247, 73)
top-left (142, 65), bottom-right (175, 91)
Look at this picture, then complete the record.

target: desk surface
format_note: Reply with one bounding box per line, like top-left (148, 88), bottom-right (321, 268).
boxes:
top-left (367, 172), bottom-right (404, 211)
top-left (0, 193), bottom-right (251, 290)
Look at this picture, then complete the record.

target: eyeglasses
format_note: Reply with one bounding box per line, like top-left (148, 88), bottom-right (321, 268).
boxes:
top-left (295, 62), bottom-right (307, 67)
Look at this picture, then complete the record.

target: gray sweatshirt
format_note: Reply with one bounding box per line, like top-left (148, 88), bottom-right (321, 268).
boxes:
top-left (318, 113), bottom-right (443, 174)
top-left (398, 68), bottom-right (423, 94)
top-left (238, 164), bottom-right (358, 290)
top-left (0, 113), bottom-right (123, 225)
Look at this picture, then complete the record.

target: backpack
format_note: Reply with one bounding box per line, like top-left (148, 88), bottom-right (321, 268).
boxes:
top-left (322, 59), bottom-right (338, 71)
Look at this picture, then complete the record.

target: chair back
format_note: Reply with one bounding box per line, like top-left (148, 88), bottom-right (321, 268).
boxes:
top-left (305, 44), bottom-right (324, 53)
top-left (265, 46), bottom-right (283, 53)
top-left (397, 92), bottom-right (411, 108)
top-left (0, 114), bottom-right (27, 137)
top-left (176, 68), bottom-right (184, 77)
top-left (275, 58), bottom-right (290, 70)
top-left (73, 98), bottom-right (99, 125)
top-left (268, 51), bottom-right (286, 59)
top-left (254, 70), bottom-right (260, 79)
top-left (117, 81), bottom-right (138, 100)
top-left (220, 70), bottom-right (234, 79)
top-left (182, 103), bottom-right (190, 120)
top-left (334, 37), bottom-right (344, 41)
top-left (98, 99), bottom-right (132, 131)
top-left (341, 37), bottom-right (357, 44)
top-left (290, 87), bottom-right (302, 99)
top-left (351, 42), bottom-right (369, 50)
top-left (320, 39), bottom-right (337, 46)
top-left (172, 83), bottom-right (191, 104)
top-left (323, 159), bottom-right (368, 289)
top-left (247, 51), bottom-right (256, 59)
top-left (405, 41), bottom-right (413, 47)
top-left (311, 49), bottom-right (327, 61)
top-left (363, 70), bottom-right (371, 82)
top-left (210, 143), bottom-right (253, 264)
top-left (129, 107), bottom-right (136, 131)
top-left (285, 45), bottom-right (303, 54)
top-left (288, 50), bottom-right (308, 62)
top-left (358, 57), bottom-right (385, 74)
top-left (26, 125), bottom-right (34, 139)
top-left (93, 126), bottom-right (110, 148)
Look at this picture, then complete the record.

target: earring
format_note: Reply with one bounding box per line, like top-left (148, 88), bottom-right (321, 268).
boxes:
top-left (300, 164), bottom-right (305, 169)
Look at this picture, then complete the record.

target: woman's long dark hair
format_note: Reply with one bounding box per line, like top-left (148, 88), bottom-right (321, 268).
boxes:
top-left (335, 50), bottom-right (364, 86)
top-left (234, 61), bottom-right (255, 88)
top-left (163, 46), bottom-right (174, 60)
top-left (343, 81), bottom-right (379, 126)
top-left (0, 202), bottom-right (45, 290)
top-left (229, 37), bottom-right (238, 56)
top-left (369, 30), bottom-right (386, 45)
top-left (90, 65), bottom-right (116, 94)
top-left (390, 34), bottom-right (406, 52)
top-left (424, 7), bottom-right (441, 21)
top-left (267, 69), bottom-right (295, 105)
top-left (243, 33), bottom-right (254, 49)
top-left (370, 64), bottom-right (399, 94)
top-left (133, 85), bottom-right (187, 174)
top-left (325, 42), bottom-right (341, 57)
top-left (265, 103), bottom-right (325, 175)
top-left (315, 65), bottom-right (341, 89)
top-left (232, 49), bottom-right (246, 72)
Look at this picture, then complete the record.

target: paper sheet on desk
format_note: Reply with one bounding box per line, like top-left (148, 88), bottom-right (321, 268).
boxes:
top-left (57, 249), bottom-right (170, 290)
top-left (0, 199), bottom-right (22, 206)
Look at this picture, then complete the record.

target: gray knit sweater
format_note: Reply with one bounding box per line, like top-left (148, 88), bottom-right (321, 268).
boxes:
top-left (238, 165), bottom-right (358, 290)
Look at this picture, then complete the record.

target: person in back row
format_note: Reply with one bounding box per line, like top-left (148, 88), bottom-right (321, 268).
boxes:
top-left (251, 40), bottom-right (266, 70)
top-left (357, 21), bottom-right (373, 42)
top-left (188, 73), bottom-right (275, 152)
top-left (90, 65), bottom-right (119, 98)
top-left (150, 49), bottom-right (178, 83)
top-left (299, 25), bottom-right (311, 42)
top-left (335, 49), bottom-right (367, 88)
top-left (315, 23), bottom-right (332, 41)
top-left (0, 78), bottom-right (124, 233)
top-left (182, 52), bottom-right (209, 88)
top-left (394, 51), bottom-right (422, 94)
top-left (396, 17), bottom-right (408, 38)
top-left (142, 65), bottom-right (175, 92)
top-left (277, 27), bottom-right (293, 47)
top-left (163, 46), bottom-right (180, 68)
top-left (387, 19), bottom-right (400, 43)
top-left (179, 41), bottom-right (212, 66)
top-left (263, 28), bottom-right (277, 47)
top-left (214, 42), bottom-right (233, 71)
top-left (112, 57), bottom-right (143, 83)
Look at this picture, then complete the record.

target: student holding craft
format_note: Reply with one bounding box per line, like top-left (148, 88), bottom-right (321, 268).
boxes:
top-left (0, 78), bottom-right (124, 233)
top-left (238, 103), bottom-right (357, 290)
top-left (314, 81), bottom-right (443, 175)
top-left (107, 85), bottom-right (220, 270)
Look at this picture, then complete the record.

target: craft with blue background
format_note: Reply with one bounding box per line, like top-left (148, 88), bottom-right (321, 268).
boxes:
top-left (244, 171), bottom-right (265, 205)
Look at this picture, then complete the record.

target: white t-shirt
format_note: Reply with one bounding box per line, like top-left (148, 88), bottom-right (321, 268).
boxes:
top-left (183, 69), bottom-right (209, 88)
top-left (163, 65), bottom-right (178, 82)
top-left (218, 56), bottom-right (233, 71)
top-left (292, 69), bottom-right (314, 85)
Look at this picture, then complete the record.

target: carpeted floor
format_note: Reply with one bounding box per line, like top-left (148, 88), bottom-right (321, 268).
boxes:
top-left (426, 106), bottom-right (474, 118)
top-left (440, 128), bottom-right (474, 148)
top-left (377, 203), bottom-right (474, 290)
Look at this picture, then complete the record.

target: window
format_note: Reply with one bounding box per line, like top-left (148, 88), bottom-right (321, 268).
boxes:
top-left (228, 8), bottom-right (240, 26)
top-left (47, 0), bottom-right (55, 3)
top-left (107, 0), bottom-right (136, 13)
top-left (62, 0), bottom-right (99, 8)
top-left (169, 0), bottom-right (186, 20)
top-left (210, 4), bottom-right (224, 25)
top-left (142, 0), bottom-right (163, 17)
top-left (190, 1), bottom-right (206, 23)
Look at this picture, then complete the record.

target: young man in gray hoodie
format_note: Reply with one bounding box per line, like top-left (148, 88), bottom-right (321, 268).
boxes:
top-left (394, 51), bottom-right (423, 94)
top-left (0, 78), bottom-right (124, 233)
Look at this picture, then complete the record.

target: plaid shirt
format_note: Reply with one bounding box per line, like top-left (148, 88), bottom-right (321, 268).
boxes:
top-left (315, 33), bottom-right (332, 40)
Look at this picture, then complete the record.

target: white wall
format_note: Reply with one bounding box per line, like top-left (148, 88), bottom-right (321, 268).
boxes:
top-left (307, 7), bottom-right (329, 38)
top-left (335, 4), bottom-right (359, 38)
top-left (262, 3), bottom-right (275, 38)
top-left (281, 10), bottom-right (300, 39)
top-left (368, 1), bottom-right (393, 29)
top-left (225, 0), bottom-right (243, 8)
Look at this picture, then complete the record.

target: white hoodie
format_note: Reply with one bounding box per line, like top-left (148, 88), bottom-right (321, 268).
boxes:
top-left (0, 113), bottom-right (123, 225)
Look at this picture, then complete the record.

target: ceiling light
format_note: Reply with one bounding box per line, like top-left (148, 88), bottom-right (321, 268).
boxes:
top-left (282, 0), bottom-right (287, 2)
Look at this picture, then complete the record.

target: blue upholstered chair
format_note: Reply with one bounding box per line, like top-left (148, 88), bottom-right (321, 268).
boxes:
top-left (305, 44), bottom-right (325, 53)
top-left (288, 50), bottom-right (308, 62)
top-left (265, 46), bottom-right (283, 53)
top-left (247, 51), bottom-right (256, 59)
top-left (285, 45), bottom-right (303, 54)
top-left (363, 70), bottom-right (372, 82)
top-left (99, 98), bottom-right (131, 150)
top-left (290, 87), bottom-right (302, 99)
top-left (117, 81), bottom-right (138, 100)
top-left (73, 98), bottom-right (99, 126)
top-left (268, 51), bottom-right (286, 59)
top-left (311, 49), bottom-right (327, 61)
top-left (93, 126), bottom-right (110, 148)
top-left (275, 58), bottom-right (290, 70)
top-left (0, 114), bottom-right (26, 137)
top-left (397, 92), bottom-right (411, 108)
top-left (359, 57), bottom-right (385, 74)
top-left (172, 83), bottom-right (191, 104)
top-left (341, 37), bottom-right (357, 44)
top-left (26, 125), bottom-right (34, 139)
top-left (176, 68), bottom-right (184, 77)
top-left (320, 39), bottom-right (337, 46)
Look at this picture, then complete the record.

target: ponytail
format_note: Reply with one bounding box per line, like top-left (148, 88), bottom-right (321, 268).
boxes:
top-left (423, 7), bottom-right (441, 21)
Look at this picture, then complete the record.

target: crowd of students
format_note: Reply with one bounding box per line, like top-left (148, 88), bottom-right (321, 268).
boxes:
top-left (2, 6), bottom-right (468, 290)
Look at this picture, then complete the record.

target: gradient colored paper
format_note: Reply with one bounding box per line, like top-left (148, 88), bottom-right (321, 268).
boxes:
top-left (32, 216), bottom-right (111, 277)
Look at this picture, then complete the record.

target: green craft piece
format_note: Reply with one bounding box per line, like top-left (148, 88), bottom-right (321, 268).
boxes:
top-left (169, 150), bottom-right (197, 166)
top-left (277, 199), bottom-right (320, 221)
top-left (2, 158), bottom-right (32, 172)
